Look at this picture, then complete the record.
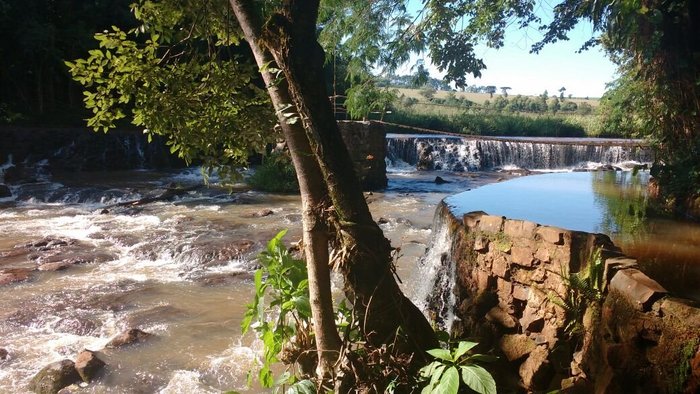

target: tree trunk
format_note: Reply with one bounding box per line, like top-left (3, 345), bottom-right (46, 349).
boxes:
top-left (230, 0), bottom-right (341, 377)
top-left (260, 0), bottom-right (438, 360)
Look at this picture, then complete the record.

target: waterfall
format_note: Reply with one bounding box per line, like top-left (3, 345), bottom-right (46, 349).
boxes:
top-left (386, 134), bottom-right (653, 171)
top-left (412, 203), bottom-right (459, 334)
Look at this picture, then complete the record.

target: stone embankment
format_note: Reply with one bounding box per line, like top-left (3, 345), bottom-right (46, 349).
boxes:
top-left (337, 121), bottom-right (387, 190)
top-left (434, 203), bottom-right (700, 393)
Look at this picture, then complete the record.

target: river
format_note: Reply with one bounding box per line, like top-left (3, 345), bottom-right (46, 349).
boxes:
top-left (0, 164), bottom-right (508, 393)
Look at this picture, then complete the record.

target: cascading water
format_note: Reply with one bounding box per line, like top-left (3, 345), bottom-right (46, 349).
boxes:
top-left (386, 134), bottom-right (654, 171)
top-left (410, 204), bottom-right (459, 334)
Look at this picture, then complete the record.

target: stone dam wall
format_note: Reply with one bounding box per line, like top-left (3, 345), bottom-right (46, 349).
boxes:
top-left (0, 127), bottom-right (184, 171)
top-left (1, 122), bottom-right (387, 190)
top-left (431, 203), bottom-right (700, 393)
top-left (337, 120), bottom-right (387, 190)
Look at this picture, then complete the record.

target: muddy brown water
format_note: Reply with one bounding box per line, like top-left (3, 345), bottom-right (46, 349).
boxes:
top-left (0, 168), bottom-right (507, 393)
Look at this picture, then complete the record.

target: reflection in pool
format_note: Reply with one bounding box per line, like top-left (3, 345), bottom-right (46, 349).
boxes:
top-left (445, 171), bottom-right (700, 300)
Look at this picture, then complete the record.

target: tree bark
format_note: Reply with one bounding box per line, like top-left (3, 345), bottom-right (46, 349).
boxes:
top-left (260, 0), bottom-right (438, 360)
top-left (230, 0), bottom-right (341, 377)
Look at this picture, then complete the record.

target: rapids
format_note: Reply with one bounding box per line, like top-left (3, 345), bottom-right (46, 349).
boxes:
top-left (0, 133), bottom-right (669, 392)
top-left (0, 164), bottom-right (506, 393)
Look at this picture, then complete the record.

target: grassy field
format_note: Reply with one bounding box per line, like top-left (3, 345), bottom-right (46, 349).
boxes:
top-left (379, 87), bottom-right (612, 137)
top-left (394, 87), bottom-right (601, 107)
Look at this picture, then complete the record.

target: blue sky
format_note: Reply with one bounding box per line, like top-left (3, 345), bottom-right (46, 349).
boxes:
top-left (397, 3), bottom-right (619, 98)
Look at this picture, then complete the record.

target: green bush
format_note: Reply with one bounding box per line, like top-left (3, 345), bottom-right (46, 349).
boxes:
top-left (247, 153), bottom-right (299, 193)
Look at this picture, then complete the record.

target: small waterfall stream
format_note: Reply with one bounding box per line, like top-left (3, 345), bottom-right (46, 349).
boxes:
top-left (386, 134), bottom-right (653, 171)
top-left (411, 204), bottom-right (459, 334)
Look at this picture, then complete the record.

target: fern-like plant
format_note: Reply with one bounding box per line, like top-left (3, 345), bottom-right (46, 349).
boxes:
top-left (546, 248), bottom-right (605, 337)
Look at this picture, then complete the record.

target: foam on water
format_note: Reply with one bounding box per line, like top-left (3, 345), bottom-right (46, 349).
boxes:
top-left (159, 370), bottom-right (218, 394)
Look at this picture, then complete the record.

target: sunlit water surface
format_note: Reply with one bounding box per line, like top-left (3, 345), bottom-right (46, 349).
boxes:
top-left (0, 167), bottom-right (506, 393)
top-left (446, 171), bottom-right (700, 300)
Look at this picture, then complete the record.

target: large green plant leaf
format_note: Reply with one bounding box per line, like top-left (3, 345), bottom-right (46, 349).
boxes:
top-left (460, 364), bottom-right (497, 394)
top-left (453, 341), bottom-right (478, 360)
top-left (427, 348), bottom-right (453, 362)
top-left (436, 366), bottom-right (459, 394)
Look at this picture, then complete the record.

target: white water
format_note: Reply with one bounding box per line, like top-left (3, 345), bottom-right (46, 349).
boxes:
top-left (386, 134), bottom-right (653, 171)
top-left (3, 165), bottom-right (504, 393)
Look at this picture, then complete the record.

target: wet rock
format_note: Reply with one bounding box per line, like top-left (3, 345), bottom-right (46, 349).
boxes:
top-left (416, 143), bottom-right (434, 170)
top-left (105, 328), bottom-right (153, 348)
top-left (499, 334), bottom-right (536, 361)
top-left (0, 267), bottom-right (33, 285)
top-left (609, 268), bottom-right (667, 311)
top-left (377, 217), bottom-right (389, 224)
top-left (28, 359), bottom-right (81, 394)
top-left (242, 209), bottom-right (274, 218)
top-left (194, 271), bottom-right (251, 286)
top-left (74, 350), bottom-right (105, 382)
top-left (0, 183), bottom-right (11, 197)
top-left (26, 237), bottom-right (75, 251)
top-left (56, 385), bottom-right (83, 394)
top-left (3, 164), bottom-right (38, 184)
top-left (434, 176), bottom-right (451, 184)
top-left (38, 261), bottom-right (78, 272)
top-left (0, 348), bottom-right (8, 360)
top-left (182, 239), bottom-right (256, 267)
top-left (519, 345), bottom-right (553, 390)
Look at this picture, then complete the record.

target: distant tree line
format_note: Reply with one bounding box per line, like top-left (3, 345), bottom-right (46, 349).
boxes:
top-left (399, 88), bottom-right (593, 116)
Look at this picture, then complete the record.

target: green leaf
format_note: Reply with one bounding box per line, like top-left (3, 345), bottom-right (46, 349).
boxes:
top-left (468, 354), bottom-right (499, 363)
top-left (286, 379), bottom-right (316, 394)
top-left (427, 348), bottom-right (453, 362)
top-left (293, 296), bottom-right (311, 318)
top-left (436, 366), bottom-right (459, 394)
top-left (460, 365), bottom-right (497, 394)
top-left (453, 341), bottom-right (478, 361)
top-left (428, 364), bottom-right (446, 388)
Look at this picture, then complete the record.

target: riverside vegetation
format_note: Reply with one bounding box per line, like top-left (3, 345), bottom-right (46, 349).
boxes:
top-left (5, 0), bottom-right (697, 392)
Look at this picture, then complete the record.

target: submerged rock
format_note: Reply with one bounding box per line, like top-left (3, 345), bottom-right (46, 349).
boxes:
top-left (28, 359), bottom-right (81, 394)
top-left (0, 268), bottom-right (33, 286)
top-left (74, 350), bottom-right (105, 383)
top-left (434, 176), bottom-right (451, 184)
top-left (105, 328), bottom-right (153, 348)
top-left (0, 348), bottom-right (8, 360)
top-left (246, 209), bottom-right (274, 218)
top-left (125, 305), bottom-right (185, 327)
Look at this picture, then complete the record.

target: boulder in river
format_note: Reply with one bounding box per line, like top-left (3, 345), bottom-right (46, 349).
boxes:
top-left (241, 208), bottom-right (274, 218)
top-left (28, 359), bottom-right (81, 394)
top-left (434, 176), bottom-right (451, 184)
top-left (105, 328), bottom-right (153, 348)
top-left (0, 348), bottom-right (8, 360)
top-left (0, 268), bottom-right (33, 286)
top-left (0, 184), bottom-right (11, 198)
top-left (74, 350), bottom-right (105, 383)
